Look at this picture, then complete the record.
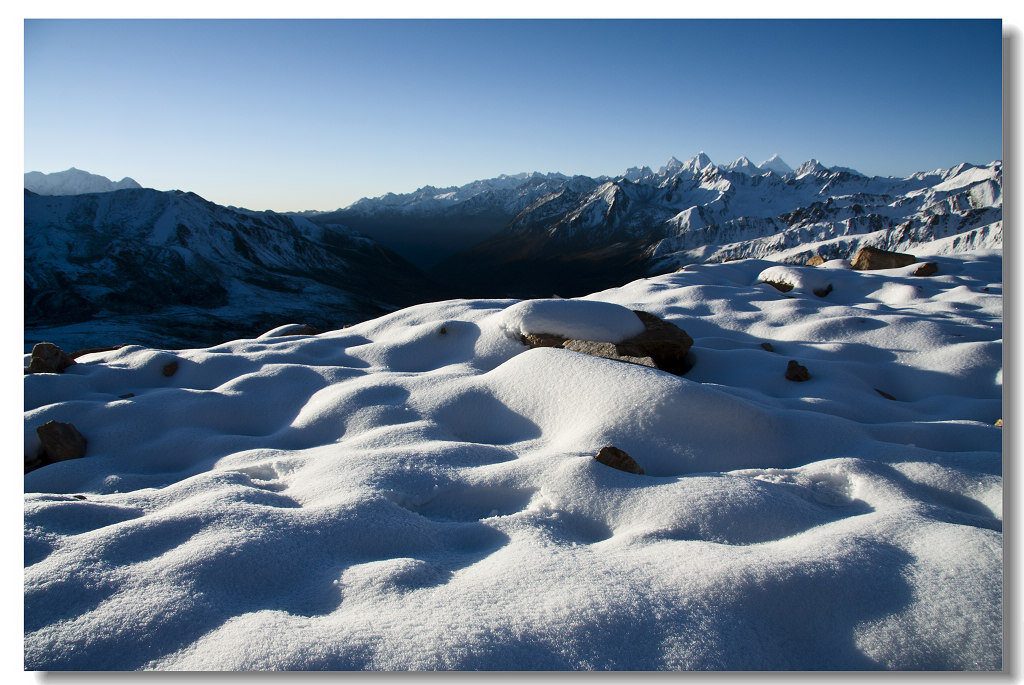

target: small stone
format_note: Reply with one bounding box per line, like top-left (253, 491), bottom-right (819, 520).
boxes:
top-left (594, 446), bottom-right (645, 475)
top-left (118, 393), bottom-right (135, 399)
top-left (806, 255), bottom-right (826, 267)
top-left (35, 421), bottom-right (87, 464)
top-left (913, 262), bottom-right (938, 277)
top-left (439, 326), bottom-right (448, 335)
top-left (26, 342), bottom-right (76, 374)
top-left (785, 360), bottom-right (811, 382)
top-left (760, 342), bottom-right (775, 352)
top-left (162, 360), bottom-right (179, 377)
top-left (995, 418), bottom-right (1003, 427)
top-left (813, 283), bottom-right (833, 298)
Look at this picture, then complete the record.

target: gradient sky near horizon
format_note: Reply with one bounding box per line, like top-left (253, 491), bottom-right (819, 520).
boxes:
top-left (24, 18), bottom-right (1003, 212)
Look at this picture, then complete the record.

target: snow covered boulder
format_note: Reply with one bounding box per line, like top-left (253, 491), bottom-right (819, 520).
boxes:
top-left (851, 245), bottom-right (916, 271)
top-left (503, 299), bottom-right (693, 375)
top-left (757, 265), bottom-right (835, 298)
top-left (500, 298), bottom-right (646, 344)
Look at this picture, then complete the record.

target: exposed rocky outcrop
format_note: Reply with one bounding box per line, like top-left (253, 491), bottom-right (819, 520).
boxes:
top-left (913, 262), bottom-right (938, 277)
top-left (25, 342), bottom-right (76, 374)
top-left (806, 255), bottom-right (827, 267)
top-left (29, 421), bottom-right (87, 473)
top-left (519, 310), bottom-right (694, 375)
top-left (850, 246), bottom-right (916, 271)
top-left (594, 446), bottom-right (645, 475)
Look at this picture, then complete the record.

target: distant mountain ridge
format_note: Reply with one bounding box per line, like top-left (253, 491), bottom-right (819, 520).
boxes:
top-left (306, 153), bottom-right (999, 298)
top-left (25, 167), bottom-right (142, 195)
top-left (24, 187), bottom-right (442, 350)
top-left (25, 154), bottom-right (1002, 349)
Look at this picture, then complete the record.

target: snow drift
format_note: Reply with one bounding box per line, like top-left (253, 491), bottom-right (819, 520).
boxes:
top-left (24, 249), bottom-right (1002, 670)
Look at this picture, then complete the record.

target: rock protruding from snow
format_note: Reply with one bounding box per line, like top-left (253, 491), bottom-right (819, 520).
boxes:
top-left (513, 306), bottom-right (694, 375)
top-left (913, 262), bottom-right (939, 277)
top-left (30, 421), bottom-right (87, 472)
top-left (26, 342), bottom-right (76, 374)
top-left (594, 445), bottom-right (645, 475)
top-left (851, 246), bottom-right (917, 271)
top-left (785, 360), bottom-right (811, 382)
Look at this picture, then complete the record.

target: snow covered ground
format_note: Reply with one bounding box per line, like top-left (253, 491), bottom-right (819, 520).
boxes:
top-left (23, 248), bottom-right (1002, 670)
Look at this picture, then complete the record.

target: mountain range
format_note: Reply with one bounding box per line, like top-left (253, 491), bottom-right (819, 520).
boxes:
top-left (24, 154), bottom-right (1002, 349)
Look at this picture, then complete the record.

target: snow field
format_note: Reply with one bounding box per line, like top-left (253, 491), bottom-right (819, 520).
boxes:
top-left (24, 251), bottom-right (1002, 670)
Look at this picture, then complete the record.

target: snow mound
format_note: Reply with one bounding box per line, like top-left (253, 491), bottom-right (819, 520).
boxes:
top-left (498, 298), bottom-right (646, 342)
top-left (24, 251), bottom-right (1002, 670)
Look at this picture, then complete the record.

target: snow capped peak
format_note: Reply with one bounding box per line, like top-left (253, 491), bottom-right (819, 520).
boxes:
top-left (24, 168), bottom-right (142, 196)
top-left (688, 152), bottom-right (714, 171)
top-left (659, 156), bottom-right (684, 174)
top-left (622, 165), bottom-right (654, 182)
top-left (794, 159), bottom-right (830, 177)
top-left (757, 154), bottom-right (793, 176)
top-left (726, 156), bottom-right (760, 176)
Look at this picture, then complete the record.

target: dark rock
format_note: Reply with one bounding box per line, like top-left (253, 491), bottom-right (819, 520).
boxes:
top-left (162, 360), bottom-right (179, 377)
top-left (439, 326), bottom-right (447, 335)
top-left (520, 332), bottom-right (567, 348)
top-left (813, 283), bottom-right (833, 298)
top-left (26, 342), bottom-right (76, 374)
top-left (760, 342), bottom-right (775, 352)
top-left (562, 340), bottom-right (657, 368)
top-left (913, 262), bottom-right (938, 277)
top-left (33, 420), bottom-right (87, 471)
top-left (619, 311), bottom-right (694, 375)
top-left (594, 446), bottom-right (645, 475)
top-left (519, 310), bottom-right (694, 375)
top-left (875, 388), bottom-right (897, 400)
top-left (118, 393), bottom-right (135, 399)
top-left (785, 360), bottom-right (811, 382)
top-left (806, 255), bottom-right (827, 267)
top-left (764, 280), bottom-right (795, 292)
top-left (850, 246), bottom-right (916, 271)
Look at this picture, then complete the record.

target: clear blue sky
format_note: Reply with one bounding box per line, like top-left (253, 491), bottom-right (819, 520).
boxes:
top-left (24, 18), bottom-right (1003, 212)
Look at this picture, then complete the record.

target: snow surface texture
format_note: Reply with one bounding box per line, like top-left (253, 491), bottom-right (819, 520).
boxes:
top-left (24, 251), bottom-right (1002, 670)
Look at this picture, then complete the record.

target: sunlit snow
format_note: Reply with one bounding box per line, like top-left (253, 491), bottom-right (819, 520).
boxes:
top-left (24, 250), bottom-right (1002, 670)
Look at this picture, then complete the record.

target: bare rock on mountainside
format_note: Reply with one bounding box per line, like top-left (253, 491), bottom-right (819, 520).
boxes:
top-left (913, 262), bottom-right (939, 277)
top-left (25, 342), bottom-right (76, 374)
top-left (850, 246), bottom-right (917, 271)
top-left (30, 421), bottom-right (87, 473)
top-left (806, 255), bottom-right (827, 267)
top-left (594, 446), bottom-right (645, 475)
top-left (785, 360), bottom-right (811, 382)
top-left (519, 310), bottom-right (694, 375)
